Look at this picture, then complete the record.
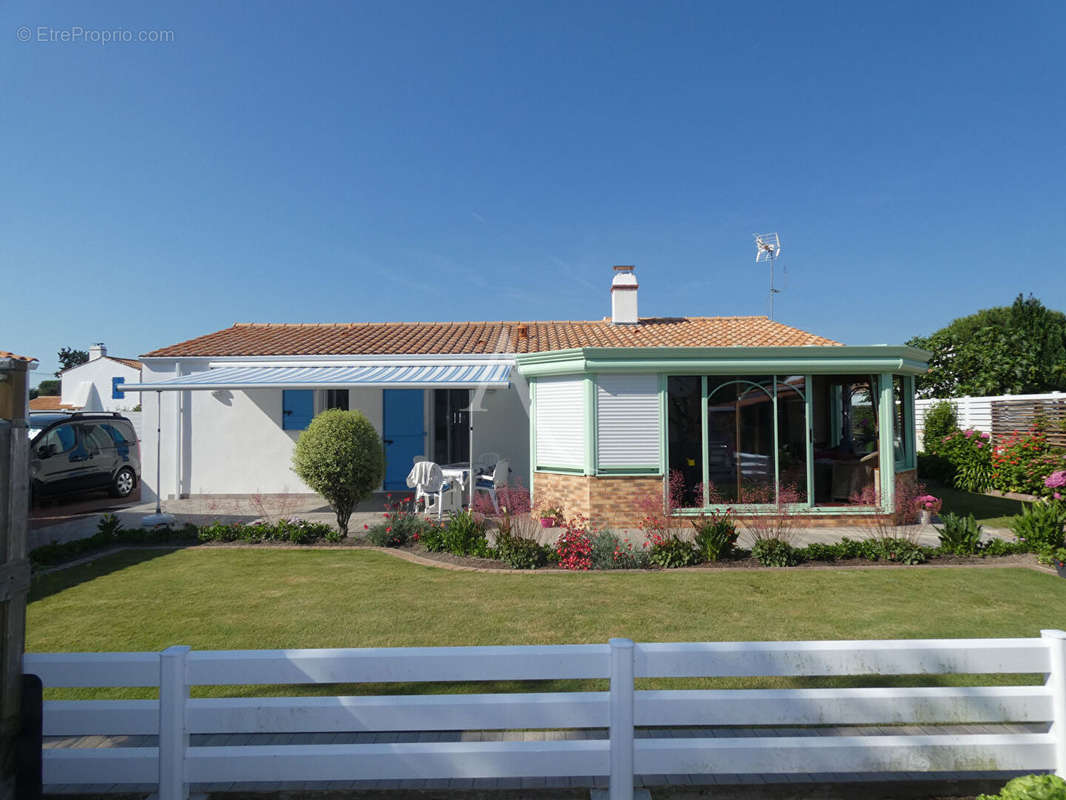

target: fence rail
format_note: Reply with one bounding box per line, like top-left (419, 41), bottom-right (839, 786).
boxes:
top-left (915, 391), bottom-right (1066, 448)
top-left (26, 633), bottom-right (1066, 800)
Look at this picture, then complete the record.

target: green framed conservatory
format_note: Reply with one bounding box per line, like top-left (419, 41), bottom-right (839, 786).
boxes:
top-left (516, 344), bottom-right (929, 529)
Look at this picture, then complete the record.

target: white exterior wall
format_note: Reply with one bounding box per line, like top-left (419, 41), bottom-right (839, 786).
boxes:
top-left (139, 359), bottom-right (530, 501)
top-left (60, 358), bottom-right (141, 412)
top-left (469, 375), bottom-right (531, 487)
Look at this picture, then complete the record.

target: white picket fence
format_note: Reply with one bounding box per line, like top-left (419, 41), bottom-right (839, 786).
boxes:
top-left (915, 392), bottom-right (1065, 446)
top-left (26, 634), bottom-right (1066, 800)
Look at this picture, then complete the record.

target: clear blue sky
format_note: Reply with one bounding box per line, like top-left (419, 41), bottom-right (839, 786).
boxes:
top-left (3, 1), bottom-right (1064, 384)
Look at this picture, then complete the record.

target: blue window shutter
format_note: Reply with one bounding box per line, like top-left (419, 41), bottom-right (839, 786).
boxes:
top-left (282, 390), bottom-right (314, 430)
top-left (112, 376), bottom-right (125, 399)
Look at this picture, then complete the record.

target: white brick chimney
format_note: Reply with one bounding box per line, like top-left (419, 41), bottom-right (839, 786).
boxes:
top-left (89, 343), bottom-right (107, 361)
top-left (610, 265), bottom-right (638, 325)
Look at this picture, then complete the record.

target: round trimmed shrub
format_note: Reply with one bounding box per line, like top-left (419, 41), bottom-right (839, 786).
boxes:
top-left (291, 409), bottom-right (384, 537)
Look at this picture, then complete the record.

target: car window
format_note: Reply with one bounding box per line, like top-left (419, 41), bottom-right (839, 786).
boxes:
top-left (79, 424), bottom-right (112, 454)
top-left (100, 423), bottom-right (128, 445)
top-left (38, 425), bottom-right (76, 455)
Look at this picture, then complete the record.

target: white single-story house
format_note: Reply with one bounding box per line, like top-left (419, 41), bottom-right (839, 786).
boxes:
top-left (60, 344), bottom-right (142, 412)
top-left (127, 266), bottom-right (929, 528)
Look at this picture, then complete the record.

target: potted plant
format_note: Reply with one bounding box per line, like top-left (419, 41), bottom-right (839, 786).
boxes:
top-left (914, 494), bottom-right (942, 525)
top-left (539, 506), bottom-right (564, 528)
top-left (1042, 547), bottom-right (1066, 578)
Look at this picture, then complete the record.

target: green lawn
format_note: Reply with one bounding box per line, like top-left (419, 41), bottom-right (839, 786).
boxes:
top-left (934, 486), bottom-right (1030, 530)
top-left (26, 548), bottom-right (1066, 697)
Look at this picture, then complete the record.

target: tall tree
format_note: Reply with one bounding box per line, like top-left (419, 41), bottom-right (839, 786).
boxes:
top-left (55, 347), bottom-right (89, 377)
top-left (908, 294), bottom-right (1066, 398)
top-left (35, 380), bottom-right (60, 396)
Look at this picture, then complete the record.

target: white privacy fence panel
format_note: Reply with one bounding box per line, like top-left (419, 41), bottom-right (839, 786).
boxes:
top-left (597, 374), bottom-right (660, 469)
top-left (534, 376), bottom-right (586, 468)
top-left (915, 392), bottom-right (1065, 449)
top-left (25, 632), bottom-right (1066, 800)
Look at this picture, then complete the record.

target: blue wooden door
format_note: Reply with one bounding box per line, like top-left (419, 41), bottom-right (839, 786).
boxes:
top-left (383, 389), bottom-right (425, 490)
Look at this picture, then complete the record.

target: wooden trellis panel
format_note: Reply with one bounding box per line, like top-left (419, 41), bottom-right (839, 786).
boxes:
top-left (992, 397), bottom-right (1066, 447)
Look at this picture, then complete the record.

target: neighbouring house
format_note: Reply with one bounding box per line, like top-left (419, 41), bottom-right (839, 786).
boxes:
top-left (59, 344), bottom-right (142, 412)
top-left (29, 395), bottom-right (73, 412)
top-left (127, 266), bottom-right (928, 527)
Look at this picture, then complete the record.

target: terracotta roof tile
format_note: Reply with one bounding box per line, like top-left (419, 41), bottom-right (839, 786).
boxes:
top-left (143, 317), bottom-right (841, 358)
top-left (0, 351), bottom-right (38, 363)
top-left (109, 356), bottom-right (143, 370)
top-left (29, 396), bottom-right (75, 411)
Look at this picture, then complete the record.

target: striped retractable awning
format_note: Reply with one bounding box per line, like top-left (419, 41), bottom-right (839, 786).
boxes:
top-left (122, 363), bottom-right (512, 391)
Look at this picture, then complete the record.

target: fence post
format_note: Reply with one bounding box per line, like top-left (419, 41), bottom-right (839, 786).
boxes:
top-left (609, 638), bottom-right (635, 800)
top-left (1043, 630), bottom-right (1066, 777)
top-left (159, 645), bottom-right (191, 800)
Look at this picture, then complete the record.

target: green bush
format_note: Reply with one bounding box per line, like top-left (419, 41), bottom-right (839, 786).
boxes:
top-left (495, 531), bottom-right (552, 569)
top-left (31, 523), bottom-right (199, 568)
top-left (979, 537), bottom-right (1030, 556)
top-left (800, 542), bottom-right (838, 562)
top-left (976, 773), bottom-right (1066, 800)
top-left (690, 511), bottom-right (739, 562)
top-left (365, 496), bottom-right (436, 547)
top-left (196, 519), bottom-right (339, 544)
top-left (990, 431), bottom-right (1064, 497)
top-left (1010, 499), bottom-right (1066, 551)
top-left (1036, 546), bottom-right (1066, 567)
top-left (291, 409), bottom-right (384, 536)
top-left (935, 512), bottom-right (983, 555)
top-left (647, 535), bottom-right (699, 569)
top-left (922, 401), bottom-right (958, 453)
top-left (752, 538), bottom-right (798, 567)
top-left (927, 428), bottom-right (995, 492)
top-left (439, 511), bottom-right (491, 557)
top-left (917, 453), bottom-right (956, 486)
top-left (588, 531), bottom-right (649, 570)
top-left (792, 537), bottom-right (931, 564)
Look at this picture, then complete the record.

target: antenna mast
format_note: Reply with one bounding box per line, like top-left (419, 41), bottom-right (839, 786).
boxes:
top-left (754, 233), bottom-right (782, 320)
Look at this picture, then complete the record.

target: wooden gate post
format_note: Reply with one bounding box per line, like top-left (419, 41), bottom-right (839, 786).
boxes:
top-left (0, 353), bottom-right (35, 798)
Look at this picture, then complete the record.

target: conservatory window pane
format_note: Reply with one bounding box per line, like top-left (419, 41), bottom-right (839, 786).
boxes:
top-left (667, 376), bottom-right (703, 508)
top-left (893, 375), bottom-right (907, 464)
top-left (776, 376), bottom-right (808, 504)
top-left (812, 375), bottom-right (879, 505)
top-left (707, 376), bottom-right (775, 504)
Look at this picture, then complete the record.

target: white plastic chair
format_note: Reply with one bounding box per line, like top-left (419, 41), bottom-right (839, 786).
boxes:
top-left (476, 452), bottom-right (501, 470)
top-left (406, 461), bottom-right (460, 520)
top-left (474, 459), bottom-right (509, 513)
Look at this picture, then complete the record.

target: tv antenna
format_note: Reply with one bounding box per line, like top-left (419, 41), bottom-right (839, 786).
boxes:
top-left (754, 233), bottom-right (782, 320)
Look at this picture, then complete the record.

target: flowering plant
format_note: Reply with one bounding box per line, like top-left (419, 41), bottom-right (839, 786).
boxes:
top-left (914, 494), bottom-right (942, 514)
top-left (1046, 471), bottom-right (1066, 500)
top-left (554, 517), bottom-right (593, 570)
top-left (990, 431), bottom-right (1064, 497)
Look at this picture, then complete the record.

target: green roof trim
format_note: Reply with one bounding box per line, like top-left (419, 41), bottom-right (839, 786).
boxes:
top-left (515, 345), bottom-right (930, 378)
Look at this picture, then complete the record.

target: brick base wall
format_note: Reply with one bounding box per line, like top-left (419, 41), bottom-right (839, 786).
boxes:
top-left (533, 471), bottom-right (894, 531)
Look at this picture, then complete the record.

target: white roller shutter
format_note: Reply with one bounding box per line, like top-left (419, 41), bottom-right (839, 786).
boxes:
top-left (597, 374), bottom-right (660, 468)
top-left (534, 376), bottom-right (586, 468)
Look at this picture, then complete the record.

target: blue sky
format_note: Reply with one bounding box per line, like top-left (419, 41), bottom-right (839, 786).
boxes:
top-left (3, 1), bottom-right (1064, 383)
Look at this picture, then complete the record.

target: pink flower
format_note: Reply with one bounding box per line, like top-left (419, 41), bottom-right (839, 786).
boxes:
top-left (965, 430), bottom-right (974, 438)
top-left (976, 442), bottom-right (984, 449)
top-left (980, 432), bottom-right (990, 438)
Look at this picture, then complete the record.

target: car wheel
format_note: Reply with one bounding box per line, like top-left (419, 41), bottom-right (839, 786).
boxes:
top-left (111, 467), bottom-right (136, 498)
